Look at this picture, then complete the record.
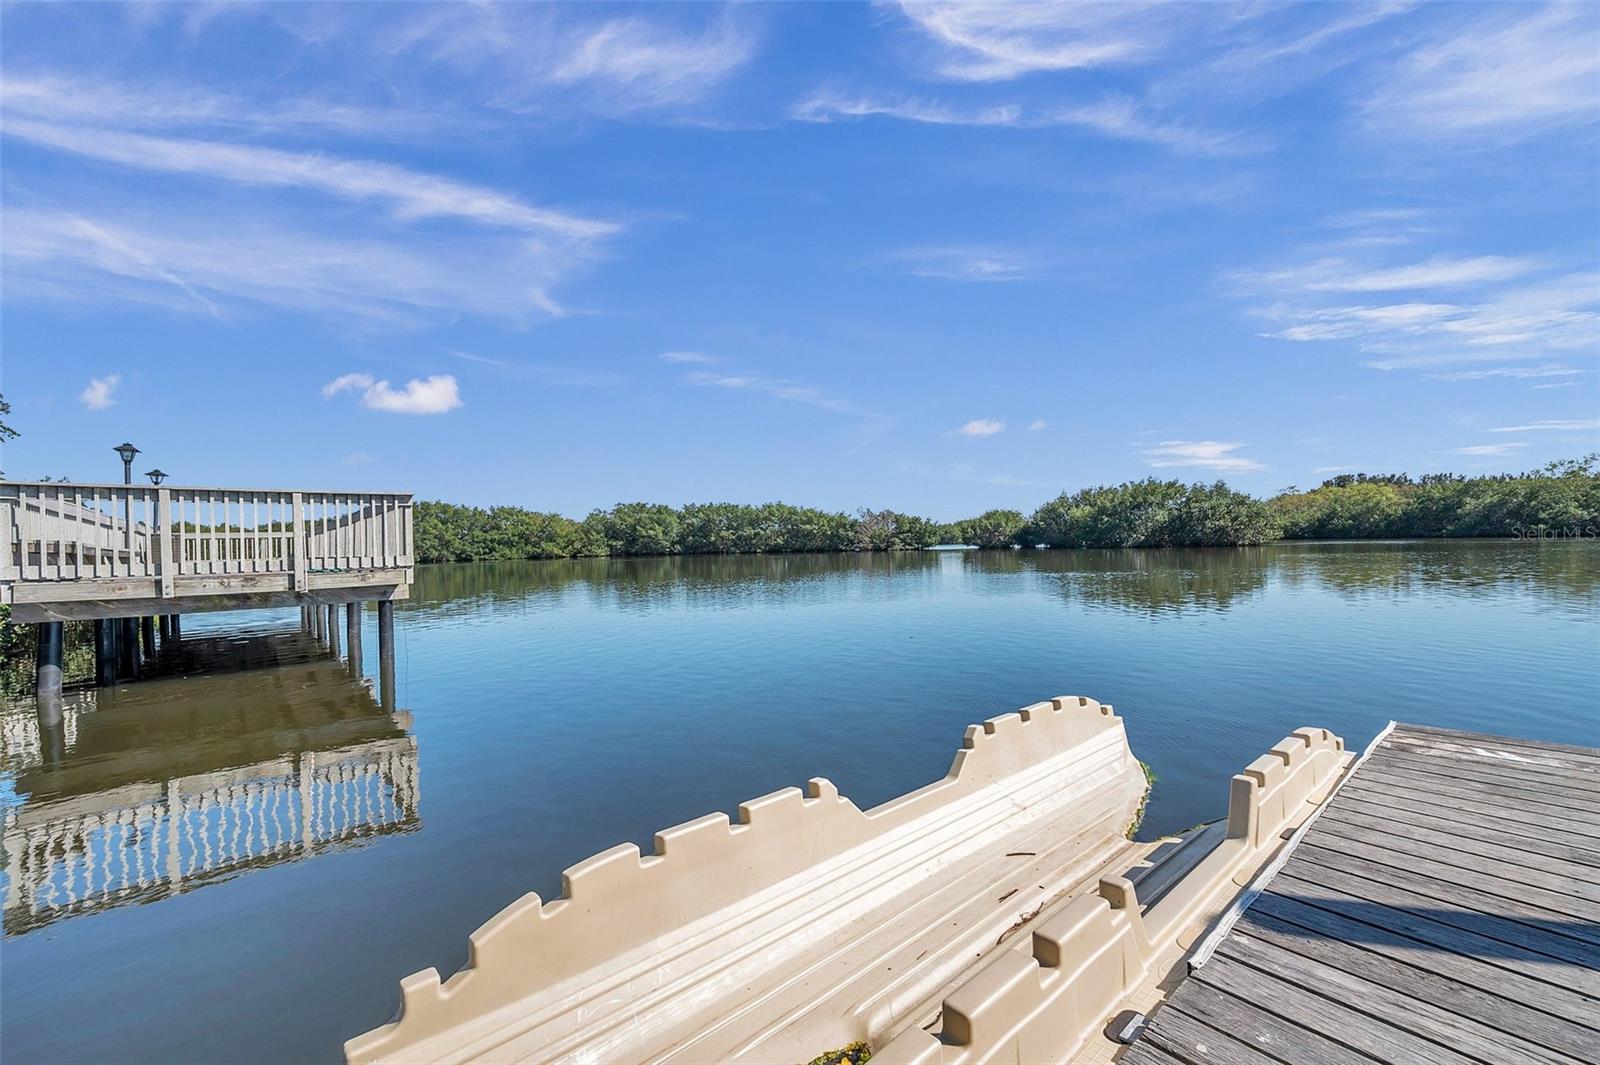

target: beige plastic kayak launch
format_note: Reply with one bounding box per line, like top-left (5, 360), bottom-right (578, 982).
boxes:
top-left (345, 696), bottom-right (1348, 1065)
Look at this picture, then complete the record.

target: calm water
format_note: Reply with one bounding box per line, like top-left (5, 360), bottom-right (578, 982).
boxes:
top-left (3, 541), bottom-right (1598, 1063)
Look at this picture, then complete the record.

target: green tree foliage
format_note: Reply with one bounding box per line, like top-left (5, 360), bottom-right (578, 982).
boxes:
top-left (953, 509), bottom-right (1027, 548)
top-left (854, 509), bottom-right (940, 551)
top-left (406, 457), bottom-right (1598, 562)
top-left (1272, 455), bottom-right (1599, 539)
top-left (1025, 480), bottom-right (1279, 548)
top-left (598, 502), bottom-right (682, 556)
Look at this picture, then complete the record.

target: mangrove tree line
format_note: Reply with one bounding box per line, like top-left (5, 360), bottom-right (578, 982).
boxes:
top-left (410, 456), bottom-right (1599, 562)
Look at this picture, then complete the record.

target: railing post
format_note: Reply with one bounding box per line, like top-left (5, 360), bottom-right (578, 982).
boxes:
top-left (291, 491), bottom-right (307, 592)
top-left (155, 487), bottom-right (173, 598)
top-left (0, 482), bottom-right (19, 584)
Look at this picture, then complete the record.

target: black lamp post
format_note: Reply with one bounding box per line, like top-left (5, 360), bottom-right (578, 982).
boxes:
top-left (114, 442), bottom-right (140, 485)
top-left (146, 469), bottom-right (167, 486)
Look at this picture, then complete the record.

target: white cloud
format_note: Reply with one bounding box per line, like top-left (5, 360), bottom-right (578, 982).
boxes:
top-left (791, 90), bottom-right (1239, 154)
top-left (892, 2), bottom-right (1181, 81)
top-left (346, 5), bottom-right (759, 117)
top-left (686, 370), bottom-right (873, 417)
top-left (1454, 443), bottom-right (1529, 455)
top-left (1365, 3), bottom-right (1600, 141)
top-left (2, 118), bottom-right (616, 239)
top-left (1236, 240), bottom-right (1599, 372)
top-left (1028, 419), bottom-right (1048, 431)
top-left (1488, 419), bottom-right (1600, 433)
top-left (4, 207), bottom-right (591, 326)
top-left (323, 372), bottom-right (461, 414)
top-left (1246, 255), bottom-right (1540, 294)
top-left (0, 73), bottom-right (444, 138)
top-left (1143, 440), bottom-right (1264, 471)
top-left (957, 419), bottom-right (1006, 437)
top-left (1422, 364), bottom-right (1586, 381)
top-left (545, 15), bottom-right (759, 110)
top-left (895, 246), bottom-right (1035, 283)
top-left (1044, 95), bottom-right (1250, 155)
top-left (659, 351), bottom-right (714, 363)
top-left (79, 374), bottom-right (120, 411)
top-left (792, 91), bottom-right (1021, 126)
top-left (342, 451), bottom-right (373, 465)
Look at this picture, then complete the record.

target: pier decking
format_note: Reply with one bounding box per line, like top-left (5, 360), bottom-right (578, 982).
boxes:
top-left (3, 480), bottom-right (413, 705)
top-left (2, 481), bottom-right (413, 621)
top-left (1123, 723), bottom-right (1600, 1065)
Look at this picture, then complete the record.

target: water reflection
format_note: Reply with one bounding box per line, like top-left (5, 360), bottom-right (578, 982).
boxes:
top-left (404, 540), bottom-right (1598, 620)
top-left (1, 630), bottom-right (418, 937)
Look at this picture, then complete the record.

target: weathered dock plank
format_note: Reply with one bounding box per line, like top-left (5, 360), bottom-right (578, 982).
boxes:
top-left (1126, 724), bottom-right (1600, 1065)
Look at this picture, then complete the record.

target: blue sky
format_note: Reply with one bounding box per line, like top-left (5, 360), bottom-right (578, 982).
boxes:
top-left (1, 1), bottom-right (1597, 518)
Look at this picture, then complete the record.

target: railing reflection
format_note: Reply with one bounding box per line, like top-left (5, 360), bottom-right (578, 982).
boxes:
top-left (3, 737), bottom-right (418, 934)
top-left (0, 633), bottom-right (420, 936)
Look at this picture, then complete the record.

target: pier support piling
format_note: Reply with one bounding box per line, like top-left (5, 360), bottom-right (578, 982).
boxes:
top-left (326, 604), bottom-right (341, 658)
top-left (346, 602), bottom-right (363, 676)
top-left (313, 605), bottom-right (325, 642)
top-left (140, 616), bottom-right (156, 659)
top-left (94, 619), bottom-right (117, 687)
top-left (169, 615), bottom-right (181, 642)
top-left (117, 618), bottom-right (140, 679)
top-left (377, 600), bottom-right (396, 711)
top-left (35, 622), bottom-right (64, 704)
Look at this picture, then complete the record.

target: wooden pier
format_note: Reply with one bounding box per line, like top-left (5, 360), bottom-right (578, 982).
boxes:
top-left (1123, 723), bottom-right (1600, 1065)
top-left (2, 480), bottom-right (413, 704)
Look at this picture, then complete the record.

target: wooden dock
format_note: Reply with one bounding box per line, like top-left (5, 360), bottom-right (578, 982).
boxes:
top-left (2, 480), bottom-right (413, 705)
top-left (1123, 723), bottom-right (1600, 1065)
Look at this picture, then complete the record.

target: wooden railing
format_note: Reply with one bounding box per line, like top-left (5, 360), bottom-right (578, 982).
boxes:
top-left (0, 482), bottom-right (412, 587)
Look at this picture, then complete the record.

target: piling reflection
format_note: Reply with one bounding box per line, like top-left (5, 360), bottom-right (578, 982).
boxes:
top-left (0, 630), bottom-right (419, 937)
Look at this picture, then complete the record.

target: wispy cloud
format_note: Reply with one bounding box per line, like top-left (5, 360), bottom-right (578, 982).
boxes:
top-left (1487, 419), bottom-right (1600, 433)
top-left (2, 118), bottom-right (616, 239)
top-left (686, 370), bottom-right (874, 417)
top-left (792, 90), bottom-right (1240, 154)
top-left (4, 207), bottom-right (592, 325)
top-left (1045, 95), bottom-right (1251, 155)
top-left (1243, 255), bottom-right (1540, 294)
top-left (894, 246), bottom-right (1035, 283)
top-left (1143, 440), bottom-right (1264, 471)
top-left (342, 451), bottom-right (373, 466)
top-left (1422, 364), bottom-right (1586, 382)
top-left (1454, 443), bottom-right (1529, 455)
top-left (322, 372), bottom-right (462, 414)
top-left (791, 91), bottom-right (1020, 126)
top-left (79, 374), bottom-right (120, 411)
top-left (1028, 419), bottom-right (1048, 431)
top-left (0, 73), bottom-right (445, 139)
top-left (950, 463), bottom-right (1045, 486)
top-left (1364, 3), bottom-right (1600, 141)
top-left (343, 4), bottom-right (759, 118)
top-left (659, 351), bottom-right (714, 364)
top-left (957, 419), bottom-right (1006, 437)
top-left (1235, 235), bottom-right (1599, 372)
top-left (447, 350), bottom-right (510, 367)
top-left (891, 2), bottom-right (1182, 82)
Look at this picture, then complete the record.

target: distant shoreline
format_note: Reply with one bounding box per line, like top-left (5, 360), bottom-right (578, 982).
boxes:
top-left (412, 457), bottom-right (1599, 562)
